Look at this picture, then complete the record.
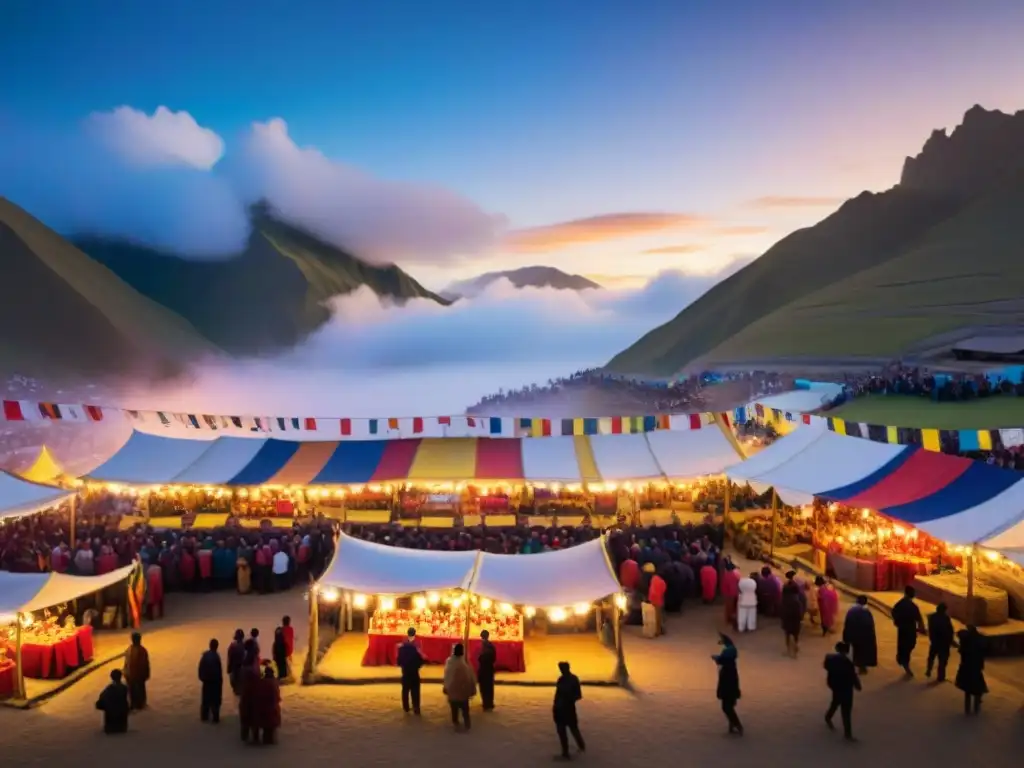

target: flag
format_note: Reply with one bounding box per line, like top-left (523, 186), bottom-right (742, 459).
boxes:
top-left (583, 418), bottom-right (599, 435)
top-left (304, 417), bottom-right (317, 431)
top-left (85, 405), bottom-right (104, 422)
top-left (657, 414), bottom-right (670, 430)
top-left (489, 417), bottom-right (502, 435)
top-left (561, 418), bottom-right (574, 436)
top-left (127, 560), bottom-right (146, 629)
top-left (438, 416), bottom-right (451, 426)
top-left (978, 429), bottom-right (994, 450)
top-left (610, 416), bottom-right (623, 434)
top-left (412, 417), bottom-right (424, 434)
top-left (38, 402), bottom-right (61, 419)
top-left (341, 418), bottom-right (353, 436)
top-left (291, 417), bottom-right (301, 430)
top-left (204, 415), bottom-right (219, 430)
top-left (2, 400), bottom-right (25, 420)
top-left (369, 419), bottom-right (379, 435)
top-left (467, 417), bottom-right (476, 427)
top-left (388, 418), bottom-right (399, 431)
top-left (188, 414), bottom-right (201, 429)
top-left (688, 413), bottom-right (702, 430)
top-left (643, 415), bottom-right (657, 432)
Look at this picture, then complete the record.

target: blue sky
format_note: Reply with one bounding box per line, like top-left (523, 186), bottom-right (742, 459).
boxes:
top-left (3, 0), bottom-right (1024, 289)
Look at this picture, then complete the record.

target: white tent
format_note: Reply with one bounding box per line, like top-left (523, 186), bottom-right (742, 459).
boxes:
top-left (521, 437), bottom-right (584, 483)
top-left (319, 533), bottom-right (477, 595)
top-left (0, 563), bottom-right (137, 616)
top-left (752, 385), bottom-right (843, 414)
top-left (588, 434), bottom-right (663, 481)
top-left (469, 536), bottom-right (621, 607)
top-left (0, 471), bottom-right (73, 522)
top-left (172, 437), bottom-right (269, 484)
top-left (646, 428), bottom-right (738, 478)
top-left (87, 431), bottom-right (215, 484)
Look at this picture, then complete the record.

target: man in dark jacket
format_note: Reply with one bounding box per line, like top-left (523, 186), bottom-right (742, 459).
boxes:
top-left (891, 585), bottom-right (926, 676)
top-left (198, 638), bottom-right (224, 723)
top-left (926, 602), bottom-right (956, 682)
top-left (477, 630), bottom-right (497, 711)
top-left (96, 669), bottom-right (130, 734)
top-left (553, 661), bottom-right (586, 761)
top-left (824, 641), bottom-right (861, 741)
top-left (396, 628), bottom-right (424, 715)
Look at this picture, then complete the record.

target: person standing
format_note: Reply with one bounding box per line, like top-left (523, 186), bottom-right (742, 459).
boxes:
top-left (780, 571), bottom-right (803, 658)
top-left (442, 643), bottom-right (477, 731)
top-left (272, 546), bottom-right (290, 591)
top-left (816, 577), bottom-right (839, 636)
top-left (123, 632), bottom-right (151, 711)
top-left (272, 627), bottom-right (289, 681)
top-left (648, 569), bottom-right (667, 635)
top-left (712, 634), bottom-right (742, 736)
top-left (842, 595), bottom-right (878, 674)
top-left (926, 602), bottom-right (955, 682)
top-left (254, 664), bottom-right (282, 744)
top-left (823, 641), bottom-right (861, 741)
top-left (737, 572), bottom-right (758, 632)
top-left (477, 629), bottom-right (497, 711)
top-left (226, 629), bottom-right (246, 696)
top-left (721, 560), bottom-right (741, 628)
top-left (891, 586), bottom-right (926, 676)
top-left (95, 669), bottom-right (130, 734)
top-left (553, 661), bottom-right (586, 761)
top-left (396, 628), bottom-right (424, 714)
top-left (198, 638), bottom-right (223, 723)
top-left (954, 625), bottom-right (987, 715)
top-left (281, 616), bottom-right (295, 677)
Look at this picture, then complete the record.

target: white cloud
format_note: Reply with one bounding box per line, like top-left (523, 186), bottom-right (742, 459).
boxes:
top-left (85, 106), bottom-right (225, 170)
top-left (230, 118), bottom-right (505, 264)
top-left (114, 263), bottom-right (750, 417)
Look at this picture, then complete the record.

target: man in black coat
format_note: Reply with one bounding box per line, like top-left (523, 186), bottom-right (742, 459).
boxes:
top-left (553, 661), bottom-right (586, 761)
top-left (477, 630), bottom-right (497, 711)
top-left (95, 669), bottom-right (130, 734)
top-left (926, 602), bottom-right (956, 682)
top-left (824, 641), bottom-right (861, 741)
top-left (891, 586), bottom-right (926, 676)
top-left (842, 595), bottom-right (878, 674)
top-left (396, 628), bottom-right (424, 715)
top-left (198, 638), bottom-right (223, 723)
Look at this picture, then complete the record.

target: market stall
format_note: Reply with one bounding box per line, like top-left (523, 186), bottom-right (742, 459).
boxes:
top-left (0, 470), bottom-right (74, 523)
top-left (0, 563), bottom-right (137, 699)
top-left (313, 532), bottom-right (625, 679)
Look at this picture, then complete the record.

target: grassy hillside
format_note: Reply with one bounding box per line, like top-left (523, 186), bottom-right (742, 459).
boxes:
top-left (0, 197), bottom-right (218, 378)
top-left (75, 206), bottom-right (450, 355)
top-left (606, 188), bottom-right (960, 374)
top-left (831, 394), bottom-right (1024, 430)
top-left (697, 177), bottom-right (1024, 362)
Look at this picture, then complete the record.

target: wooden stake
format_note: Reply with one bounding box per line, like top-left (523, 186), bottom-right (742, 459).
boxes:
top-left (769, 489), bottom-right (779, 560)
top-left (15, 613), bottom-right (25, 700)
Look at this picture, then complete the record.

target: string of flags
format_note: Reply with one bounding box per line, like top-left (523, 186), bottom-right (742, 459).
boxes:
top-left (738, 402), bottom-right (1024, 453)
top-left (1, 397), bottom-right (714, 439)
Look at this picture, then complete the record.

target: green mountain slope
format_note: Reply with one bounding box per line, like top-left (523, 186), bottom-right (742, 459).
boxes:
top-left (0, 196), bottom-right (218, 378)
top-left (698, 176), bottom-right (1024, 362)
top-left (75, 204), bottom-right (450, 355)
top-left (606, 189), bottom-right (960, 374)
top-left (443, 266), bottom-right (601, 299)
top-left (608, 105), bottom-right (1024, 375)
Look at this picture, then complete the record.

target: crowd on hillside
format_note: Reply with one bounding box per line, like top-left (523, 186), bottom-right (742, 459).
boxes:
top-left (822, 367), bottom-right (1024, 410)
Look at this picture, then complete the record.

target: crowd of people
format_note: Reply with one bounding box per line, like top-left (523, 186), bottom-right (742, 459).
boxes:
top-left (825, 366), bottom-right (1024, 408)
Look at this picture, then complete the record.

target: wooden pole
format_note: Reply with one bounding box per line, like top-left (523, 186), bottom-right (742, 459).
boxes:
top-left (769, 489), bottom-right (779, 561)
top-left (723, 480), bottom-right (732, 535)
top-left (302, 580), bottom-right (319, 684)
top-left (965, 546), bottom-right (976, 627)
top-left (612, 599), bottom-right (629, 686)
top-left (14, 613), bottom-right (25, 700)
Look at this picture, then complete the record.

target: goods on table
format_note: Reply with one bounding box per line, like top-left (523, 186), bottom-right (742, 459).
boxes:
top-left (369, 608), bottom-right (524, 642)
top-left (911, 573), bottom-right (1009, 627)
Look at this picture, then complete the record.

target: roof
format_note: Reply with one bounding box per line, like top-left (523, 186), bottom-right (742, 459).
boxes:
top-left (0, 563), bottom-right (136, 615)
top-left (19, 446), bottom-right (64, 485)
top-left (953, 335), bottom-right (1024, 355)
top-left (86, 428), bottom-right (741, 486)
top-left (0, 470), bottom-right (73, 522)
top-left (726, 428), bottom-right (1024, 546)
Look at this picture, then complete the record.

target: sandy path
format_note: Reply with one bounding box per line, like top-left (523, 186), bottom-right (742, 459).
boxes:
top-left (2, 586), bottom-right (1022, 768)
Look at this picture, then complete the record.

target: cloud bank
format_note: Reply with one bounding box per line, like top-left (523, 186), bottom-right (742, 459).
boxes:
top-left (116, 264), bottom-right (750, 416)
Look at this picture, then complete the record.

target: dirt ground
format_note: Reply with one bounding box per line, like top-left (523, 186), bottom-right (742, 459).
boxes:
top-left (2, 580), bottom-right (1023, 768)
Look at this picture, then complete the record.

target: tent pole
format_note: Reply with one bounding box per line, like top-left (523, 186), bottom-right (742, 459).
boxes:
top-left (612, 600), bottom-right (629, 687)
top-left (723, 480), bottom-right (731, 536)
top-left (15, 613), bottom-right (25, 700)
top-left (965, 546), bottom-right (976, 627)
top-left (769, 489), bottom-right (778, 561)
top-left (302, 579), bottom-right (319, 684)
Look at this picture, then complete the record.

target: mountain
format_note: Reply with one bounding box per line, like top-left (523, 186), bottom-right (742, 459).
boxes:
top-left (442, 266), bottom-right (601, 300)
top-left (0, 197), bottom-right (218, 379)
top-left (75, 203), bottom-right (450, 355)
top-left (608, 105), bottom-right (1024, 375)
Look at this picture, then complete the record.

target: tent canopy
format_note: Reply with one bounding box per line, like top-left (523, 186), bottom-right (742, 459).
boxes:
top-left (0, 563), bottom-right (135, 615)
top-left (469, 536), bottom-right (621, 606)
top-left (726, 428), bottom-right (1024, 546)
top-left (20, 446), bottom-right (64, 485)
top-left (319, 533), bottom-right (477, 595)
top-left (0, 471), bottom-right (73, 522)
top-left (83, 430), bottom-right (739, 487)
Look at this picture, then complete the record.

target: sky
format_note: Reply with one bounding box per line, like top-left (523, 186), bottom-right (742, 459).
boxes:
top-left (2, 1), bottom-right (1024, 413)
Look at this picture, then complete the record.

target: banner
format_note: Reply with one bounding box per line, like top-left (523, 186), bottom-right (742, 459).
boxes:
top-left (1, 397), bottom-right (715, 440)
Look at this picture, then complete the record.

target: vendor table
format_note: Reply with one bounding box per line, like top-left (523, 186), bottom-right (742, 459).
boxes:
top-left (362, 634), bottom-right (526, 673)
top-left (0, 660), bottom-right (14, 699)
top-left (3, 626), bottom-right (94, 680)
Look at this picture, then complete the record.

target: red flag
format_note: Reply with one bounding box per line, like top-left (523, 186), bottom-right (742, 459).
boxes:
top-left (84, 404), bottom-right (103, 421)
top-left (688, 413), bottom-right (702, 430)
top-left (412, 417), bottom-right (424, 434)
top-left (2, 400), bottom-right (25, 421)
top-left (340, 418), bottom-right (352, 435)
top-left (467, 417), bottom-right (476, 427)
top-left (438, 416), bottom-right (451, 426)
top-left (541, 418), bottom-right (552, 436)
top-left (610, 416), bottom-right (622, 434)
top-left (802, 414), bottom-right (811, 425)
top-left (304, 417), bottom-right (317, 431)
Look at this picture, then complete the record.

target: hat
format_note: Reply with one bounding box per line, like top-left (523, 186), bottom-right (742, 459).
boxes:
top-left (642, 563), bottom-right (656, 573)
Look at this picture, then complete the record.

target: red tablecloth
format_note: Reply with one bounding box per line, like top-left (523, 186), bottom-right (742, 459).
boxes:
top-left (0, 660), bottom-right (14, 699)
top-left (362, 634), bottom-right (526, 673)
top-left (886, 558), bottom-right (930, 591)
top-left (15, 626), bottom-right (94, 680)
